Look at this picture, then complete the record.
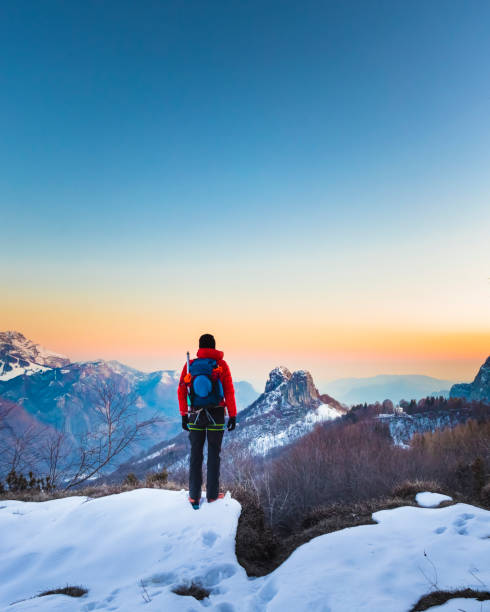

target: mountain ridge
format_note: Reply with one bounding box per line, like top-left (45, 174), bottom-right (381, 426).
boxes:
top-left (323, 373), bottom-right (458, 405)
top-left (450, 356), bottom-right (490, 403)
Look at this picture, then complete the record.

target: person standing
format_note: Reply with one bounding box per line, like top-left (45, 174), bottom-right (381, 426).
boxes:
top-left (178, 334), bottom-right (237, 509)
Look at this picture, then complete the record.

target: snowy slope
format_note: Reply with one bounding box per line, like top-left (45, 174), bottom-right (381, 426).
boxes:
top-left (1, 490), bottom-right (489, 611)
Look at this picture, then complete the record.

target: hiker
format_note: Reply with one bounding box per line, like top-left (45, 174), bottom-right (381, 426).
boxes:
top-left (178, 334), bottom-right (237, 509)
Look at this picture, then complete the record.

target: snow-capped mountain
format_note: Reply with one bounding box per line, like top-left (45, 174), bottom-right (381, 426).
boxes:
top-left (0, 359), bottom-right (181, 442)
top-left (0, 331), bottom-right (70, 381)
top-left (109, 366), bottom-right (347, 480)
top-left (450, 356), bottom-right (490, 403)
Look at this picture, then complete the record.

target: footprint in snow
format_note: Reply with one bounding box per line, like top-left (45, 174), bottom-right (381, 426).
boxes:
top-left (142, 571), bottom-right (177, 587)
top-left (202, 530), bottom-right (219, 547)
top-left (194, 564), bottom-right (237, 588)
top-left (454, 513), bottom-right (475, 535)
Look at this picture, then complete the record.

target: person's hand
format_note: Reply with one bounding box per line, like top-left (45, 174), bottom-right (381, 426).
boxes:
top-left (227, 417), bottom-right (236, 431)
top-left (182, 415), bottom-right (189, 431)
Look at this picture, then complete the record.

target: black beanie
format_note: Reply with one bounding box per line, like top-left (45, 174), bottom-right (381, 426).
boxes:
top-left (199, 333), bottom-right (216, 349)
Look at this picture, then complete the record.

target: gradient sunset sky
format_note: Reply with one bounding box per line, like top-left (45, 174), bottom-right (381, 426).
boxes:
top-left (1, 1), bottom-right (489, 389)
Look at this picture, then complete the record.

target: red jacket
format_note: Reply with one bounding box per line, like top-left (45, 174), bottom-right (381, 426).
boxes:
top-left (178, 348), bottom-right (237, 417)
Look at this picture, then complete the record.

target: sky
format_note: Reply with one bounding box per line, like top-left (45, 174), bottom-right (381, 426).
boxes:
top-left (1, 1), bottom-right (489, 390)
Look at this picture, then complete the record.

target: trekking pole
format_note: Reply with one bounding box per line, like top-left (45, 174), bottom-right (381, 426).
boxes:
top-left (184, 351), bottom-right (192, 412)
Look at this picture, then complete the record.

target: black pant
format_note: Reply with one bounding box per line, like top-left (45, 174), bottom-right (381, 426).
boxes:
top-left (188, 406), bottom-right (225, 501)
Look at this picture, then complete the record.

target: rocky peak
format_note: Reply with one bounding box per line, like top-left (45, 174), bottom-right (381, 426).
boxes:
top-left (265, 366), bottom-right (292, 393)
top-left (284, 370), bottom-right (320, 406)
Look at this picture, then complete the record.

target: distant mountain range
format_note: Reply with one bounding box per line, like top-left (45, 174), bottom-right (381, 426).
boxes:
top-left (323, 374), bottom-right (458, 405)
top-left (1, 331), bottom-right (488, 482)
top-left (0, 331), bottom-right (259, 467)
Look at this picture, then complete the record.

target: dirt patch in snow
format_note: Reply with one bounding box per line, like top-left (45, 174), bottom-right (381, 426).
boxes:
top-left (409, 588), bottom-right (490, 611)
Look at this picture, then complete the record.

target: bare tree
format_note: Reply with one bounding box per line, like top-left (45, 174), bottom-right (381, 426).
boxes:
top-left (0, 425), bottom-right (44, 479)
top-left (0, 400), bottom-right (15, 433)
top-left (63, 380), bottom-right (162, 490)
top-left (38, 428), bottom-right (74, 489)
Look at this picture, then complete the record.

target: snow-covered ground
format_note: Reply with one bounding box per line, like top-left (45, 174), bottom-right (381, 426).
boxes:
top-left (1, 490), bottom-right (489, 611)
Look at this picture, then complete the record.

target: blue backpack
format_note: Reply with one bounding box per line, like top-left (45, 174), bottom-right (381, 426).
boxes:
top-left (189, 358), bottom-right (224, 408)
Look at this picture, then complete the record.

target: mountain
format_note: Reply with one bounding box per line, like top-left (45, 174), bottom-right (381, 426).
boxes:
top-left (0, 359), bottom-right (181, 443)
top-left (234, 380), bottom-right (260, 410)
top-left (237, 367), bottom-right (347, 455)
top-left (450, 356), bottom-right (490, 403)
top-left (323, 374), bottom-right (456, 405)
top-left (108, 366), bottom-right (347, 481)
top-left (0, 331), bottom-right (70, 381)
top-left (0, 397), bottom-right (60, 476)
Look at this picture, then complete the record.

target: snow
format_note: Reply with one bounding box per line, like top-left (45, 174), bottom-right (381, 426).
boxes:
top-left (416, 491), bottom-right (453, 507)
top-left (1, 490), bottom-right (489, 611)
top-left (428, 600), bottom-right (489, 611)
top-left (0, 362), bottom-right (50, 381)
top-left (136, 444), bottom-right (176, 464)
top-left (250, 403), bottom-right (342, 455)
top-left (306, 404), bottom-right (341, 423)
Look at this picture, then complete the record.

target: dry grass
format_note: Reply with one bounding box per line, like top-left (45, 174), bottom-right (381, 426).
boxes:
top-left (0, 479), bottom-right (183, 503)
top-left (172, 583), bottom-right (210, 600)
top-left (409, 589), bottom-right (490, 611)
top-left (39, 586), bottom-right (88, 598)
top-left (392, 480), bottom-right (445, 500)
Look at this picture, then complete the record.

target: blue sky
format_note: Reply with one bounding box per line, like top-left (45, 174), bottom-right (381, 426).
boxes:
top-left (1, 1), bottom-right (489, 386)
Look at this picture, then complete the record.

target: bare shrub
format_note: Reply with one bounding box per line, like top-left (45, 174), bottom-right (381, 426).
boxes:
top-left (146, 469), bottom-right (168, 488)
top-left (123, 473), bottom-right (139, 487)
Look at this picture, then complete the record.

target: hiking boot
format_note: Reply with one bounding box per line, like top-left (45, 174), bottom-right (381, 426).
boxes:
top-left (188, 496), bottom-right (200, 510)
top-left (207, 492), bottom-right (225, 503)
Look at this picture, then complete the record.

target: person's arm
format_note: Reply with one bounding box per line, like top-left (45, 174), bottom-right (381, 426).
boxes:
top-left (220, 360), bottom-right (237, 418)
top-left (177, 363), bottom-right (189, 416)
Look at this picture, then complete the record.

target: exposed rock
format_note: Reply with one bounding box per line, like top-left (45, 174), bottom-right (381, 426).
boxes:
top-left (284, 370), bottom-right (320, 406)
top-left (265, 366), bottom-right (292, 393)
